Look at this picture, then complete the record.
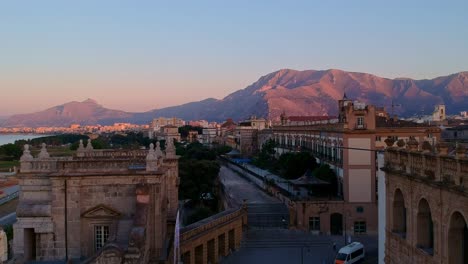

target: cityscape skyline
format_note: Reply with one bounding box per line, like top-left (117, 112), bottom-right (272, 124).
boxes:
top-left (1, 0), bottom-right (468, 116)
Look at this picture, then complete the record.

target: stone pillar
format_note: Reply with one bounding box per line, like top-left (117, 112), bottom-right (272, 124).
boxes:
top-left (66, 179), bottom-right (81, 258)
top-left (50, 179), bottom-right (67, 259)
top-left (213, 238), bottom-right (219, 264)
top-left (190, 248), bottom-right (195, 264)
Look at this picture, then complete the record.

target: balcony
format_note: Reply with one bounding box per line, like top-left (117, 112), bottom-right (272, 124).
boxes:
top-left (354, 123), bottom-right (367, 130)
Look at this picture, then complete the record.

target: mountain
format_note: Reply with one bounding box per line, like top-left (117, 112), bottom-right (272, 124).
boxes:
top-left (148, 69), bottom-right (468, 121)
top-left (0, 99), bottom-right (135, 127)
top-left (1, 69), bottom-right (467, 127)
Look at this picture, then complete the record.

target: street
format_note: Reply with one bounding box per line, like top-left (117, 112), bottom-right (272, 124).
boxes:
top-left (219, 166), bottom-right (280, 205)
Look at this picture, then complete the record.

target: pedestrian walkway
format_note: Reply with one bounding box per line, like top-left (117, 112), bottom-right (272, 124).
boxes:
top-left (219, 166), bottom-right (289, 228)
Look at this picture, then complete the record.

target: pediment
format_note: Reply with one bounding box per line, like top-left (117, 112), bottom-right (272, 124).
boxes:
top-left (81, 204), bottom-right (122, 219)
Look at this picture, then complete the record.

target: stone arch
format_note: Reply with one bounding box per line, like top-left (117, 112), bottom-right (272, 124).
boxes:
top-left (448, 211), bottom-right (468, 264)
top-left (416, 198), bottom-right (434, 253)
top-left (392, 189), bottom-right (407, 236)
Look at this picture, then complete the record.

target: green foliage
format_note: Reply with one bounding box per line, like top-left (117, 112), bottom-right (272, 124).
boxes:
top-left (179, 159), bottom-right (220, 201)
top-left (0, 161), bottom-right (19, 172)
top-left (214, 145), bottom-right (232, 155)
top-left (178, 142), bottom-right (220, 205)
top-left (252, 139), bottom-right (277, 169)
top-left (314, 164), bottom-right (335, 182)
top-left (186, 206), bottom-right (214, 225)
top-left (70, 137), bottom-right (109, 150)
top-left (109, 132), bottom-right (151, 148)
top-left (183, 142), bottom-right (216, 161)
top-left (0, 143), bottom-right (22, 160)
top-left (276, 152), bottom-right (318, 179)
top-left (312, 164), bottom-right (338, 195)
top-left (178, 125), bottom-right (202, 139)
top-left (22, 134), bottom-right (89, 147)
top-left (3, 225), bottom-right (13, 241)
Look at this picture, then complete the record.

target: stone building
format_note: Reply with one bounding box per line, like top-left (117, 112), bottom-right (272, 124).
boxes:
top-left (230, 117), bottom-right (268, 156)
top-left (383, 140), bottom-right (468, 264)
top-left (267, 96), bottom-right (440, 236)
top-left (148, 117), bottom-right (184, 139)
top-left (13, 139), bottom-right (179, 263)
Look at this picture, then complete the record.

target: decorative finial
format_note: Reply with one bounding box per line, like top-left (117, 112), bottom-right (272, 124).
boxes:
top-left (146, 143), bottom-right (158, 171)
top-left (165, 138), bottom-right (176, 158)
top-left (20, 144), bottom-right (33, 161)
top-left (155, 142), bottom-right (164, 158)
top-left (86, 139), bottom-right (94, 151)
top-left (78, 139), bottom-right (85, 151)
top-left (146, 143), bottom-right (156, 160)
top-left (38, 143), bottom-right (50, 159)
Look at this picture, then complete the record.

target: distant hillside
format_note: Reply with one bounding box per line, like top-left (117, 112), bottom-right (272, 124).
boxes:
top-left (147, 69), bottom-right (468, 121)
top-left (1, 69), bottom-right (467, 127)
top-left (1, 99), bottom-right (135, 127)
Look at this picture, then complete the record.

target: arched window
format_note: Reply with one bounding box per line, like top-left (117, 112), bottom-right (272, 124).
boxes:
top-left (448, 212), bottom-right (468, 264)
top-left (392, 189), bottom-right (406, 237)
top-left (417, 199), bottom-right (434, 254)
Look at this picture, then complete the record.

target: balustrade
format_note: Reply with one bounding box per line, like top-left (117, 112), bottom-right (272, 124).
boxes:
top-left (385, 148), bottom-right (468, 189)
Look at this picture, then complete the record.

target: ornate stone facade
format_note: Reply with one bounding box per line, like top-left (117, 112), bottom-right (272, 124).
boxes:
top-left (13, 141), bottom-right (179, 263)
top-left (267, 98), bottom-right (440, 236)
top-left (384, 141), bottom-right (468, 264)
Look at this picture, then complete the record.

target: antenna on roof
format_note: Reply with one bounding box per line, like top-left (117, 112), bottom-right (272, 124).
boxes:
top-left (391, 99), bottom-right (401, 118)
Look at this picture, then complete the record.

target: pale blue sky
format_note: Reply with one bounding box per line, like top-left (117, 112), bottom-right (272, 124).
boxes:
top-left (1, 0), bottom-right (467, 115)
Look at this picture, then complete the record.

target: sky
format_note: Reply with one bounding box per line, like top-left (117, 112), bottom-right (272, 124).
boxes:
top-left (1, 0), bottom-right (467, 116)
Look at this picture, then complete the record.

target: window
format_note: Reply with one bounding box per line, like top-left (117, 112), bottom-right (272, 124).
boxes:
top-left (354, 221), bottom-right (366, 234)
top-left (416, 199), bottom-right (434, 254)
top-left (392, 189), bottom-right (407, 237)
top-left (95, 225), bottom-right (110, 251)
top-left (376, 136), bottom-right (382, 141)
top-left (309, 217), bottom-right (320, 231)
top-left (351, 248), bottom-right (364, 259)
top-left (357, 117), bottom-right (364, 125)
top-left (356, 206), bottom-right (364, 213)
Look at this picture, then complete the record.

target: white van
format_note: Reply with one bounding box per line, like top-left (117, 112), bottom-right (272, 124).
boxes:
top-left (334, 242), bottom-right (365, 264)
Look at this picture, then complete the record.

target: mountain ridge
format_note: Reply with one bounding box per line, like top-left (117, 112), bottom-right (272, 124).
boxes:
top-left (1, 69), bottom-right (467, 127)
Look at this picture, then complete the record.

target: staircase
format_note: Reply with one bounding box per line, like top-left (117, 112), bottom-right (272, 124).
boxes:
top-left (247, 203), bottom-right (289, 229)
top-left (241, 229), bottom-right (332, 248)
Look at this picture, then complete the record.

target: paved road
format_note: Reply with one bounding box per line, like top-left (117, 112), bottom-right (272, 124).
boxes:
top-left (219, 166), bottom-right (289, 228)
top-left (219, 166), bottom-right (280, 205)
top-left (219, 165), bottom-right (378, 263)
top-left (223, 230), bottom-right (378, 264)
top-left (223, 229), bottom-right (336, 264)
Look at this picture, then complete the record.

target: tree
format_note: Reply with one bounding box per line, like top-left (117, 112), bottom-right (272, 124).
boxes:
top-left (252, 139), bottom-right (277, 169)
top-left (178, 125), bottom-right (202, 139)
top-left (214, 145), bottom-right (232, 155)
top-left (183, 142), bottom-right (216, 161)
top-left (313, 164), bottom-right (338, 195)
top-left (0, 144), bottom-right (22, 160)
top-left (186, 206), bottom-right (214, 225)
top-left (277, 152), bottom-right (317, 179)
